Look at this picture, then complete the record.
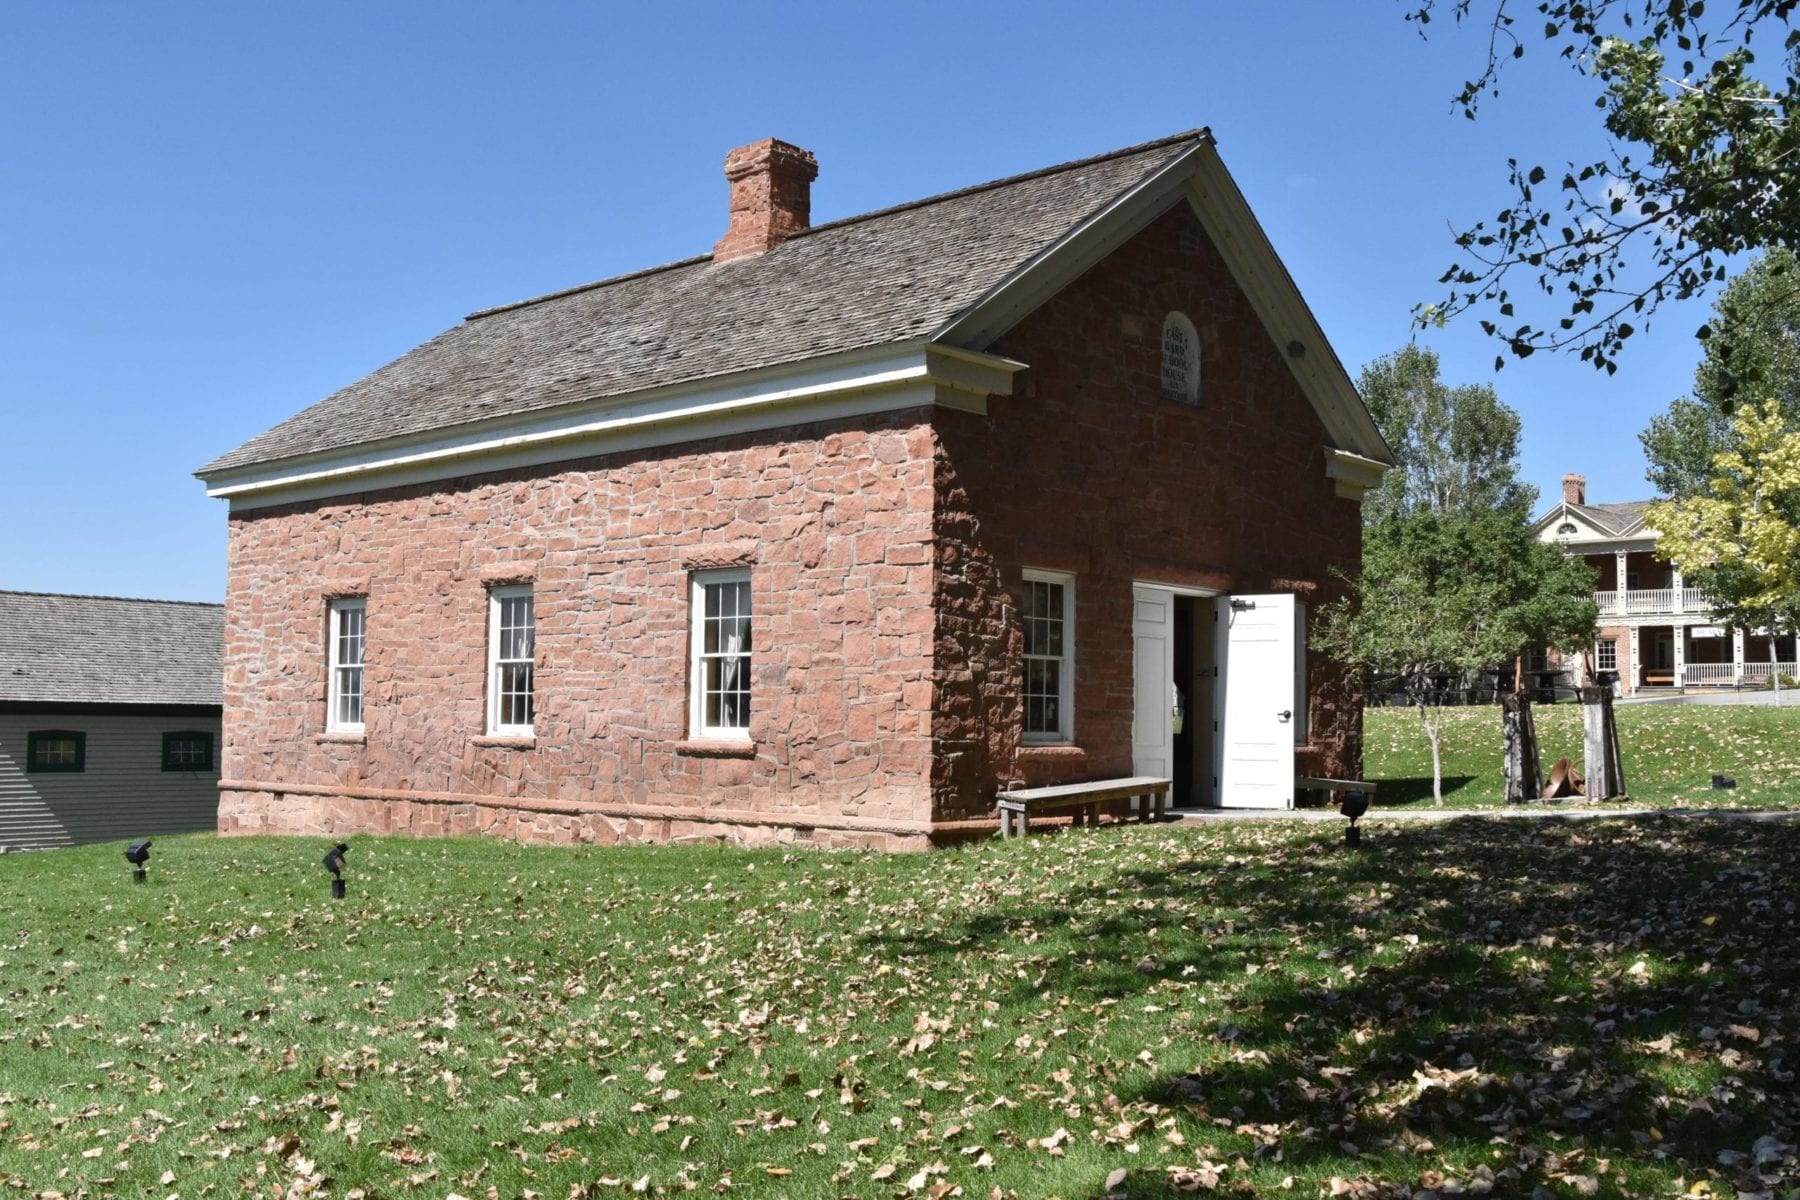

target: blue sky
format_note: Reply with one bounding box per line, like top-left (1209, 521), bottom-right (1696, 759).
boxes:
top-left (1, 2), bottom-right (1722, 602)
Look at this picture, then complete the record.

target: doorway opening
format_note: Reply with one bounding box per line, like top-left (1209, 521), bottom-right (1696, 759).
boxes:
top-left (1173, 595), bottom-right (1199, 808)
top-left (1131, 583), bottom-right (1218, 810)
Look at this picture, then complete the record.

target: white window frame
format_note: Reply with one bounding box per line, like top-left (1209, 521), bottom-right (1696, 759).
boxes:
top-left (690, 568), bottom-right (753, 740)
top-left (1596, 637), bottom-right (1618, 672)
top-left (326, 598), bottom-right (366, 733)
top-left (1021, 568), bottom-right (1075, 744)
top-left (487, 586), bottom-right (536, 735)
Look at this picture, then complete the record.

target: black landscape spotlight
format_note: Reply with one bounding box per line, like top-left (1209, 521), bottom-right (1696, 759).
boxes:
top-left (322, 842), bottom-right (349, 899)
top-left (1339, 791), bottom-right (1369, 848)
top-left (124, 839), bottom-right (151, 884)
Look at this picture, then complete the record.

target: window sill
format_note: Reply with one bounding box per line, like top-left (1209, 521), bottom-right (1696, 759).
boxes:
top-left (1018, 743), bottom-right (1086, 760)
top-left (473, 734), bottom-right (537, 749)
top-left (675, 739), bottom-right (756, 759)
top-left (315, 731), bottom-right (366, 746)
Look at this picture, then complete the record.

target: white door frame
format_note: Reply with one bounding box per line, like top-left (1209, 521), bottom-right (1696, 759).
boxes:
top-left (1131, 581), bottom-right (1218, 812)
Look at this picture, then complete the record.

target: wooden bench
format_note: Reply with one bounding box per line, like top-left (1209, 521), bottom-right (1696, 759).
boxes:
top-left (1644, 669), bottom-right (1676, 687)
top-left (995, 776), bottom-right (1171, 838)
top-left (1295, 776), bottom-right (1377, 808)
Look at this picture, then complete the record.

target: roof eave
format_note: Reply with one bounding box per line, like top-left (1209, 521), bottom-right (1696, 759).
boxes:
top-left (197, 342), bottom-right (1027, 510)
top-left (929, 136), bottom-right (1393, 470)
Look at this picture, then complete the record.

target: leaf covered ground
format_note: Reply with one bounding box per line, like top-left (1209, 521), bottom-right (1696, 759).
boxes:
top-left (1363, 702), bottom-right (1800, 808)
top-left (4, 821), bottom-right (1800, 1199)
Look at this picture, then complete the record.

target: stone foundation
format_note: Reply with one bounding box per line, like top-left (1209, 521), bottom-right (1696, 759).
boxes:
top-left (218, 784), bottom-right (939, 852)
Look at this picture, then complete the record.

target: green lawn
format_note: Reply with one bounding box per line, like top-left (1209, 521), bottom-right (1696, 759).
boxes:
top-left (1364, 701), bottom-right (1800, 809)
top-left (4, 823), bottom-right (1798, 1198)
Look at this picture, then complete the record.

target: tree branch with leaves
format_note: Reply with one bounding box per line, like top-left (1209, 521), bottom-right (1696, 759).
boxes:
top-left (1409, 0), bottom-right (1800, 371)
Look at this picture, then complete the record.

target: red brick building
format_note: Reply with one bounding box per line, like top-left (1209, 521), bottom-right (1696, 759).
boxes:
top-left (196, 131), bottom-right (1392, 850)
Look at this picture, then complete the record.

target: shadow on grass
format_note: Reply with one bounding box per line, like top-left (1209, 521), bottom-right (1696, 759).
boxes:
top-left (867, 818), bottom-right (1800, 1195)
top-left (1370, 774), bottom-right (1477, 807)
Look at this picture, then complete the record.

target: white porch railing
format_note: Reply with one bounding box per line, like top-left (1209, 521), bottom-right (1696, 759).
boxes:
top-left (1678, 662), bottom-right (1798, 687)
top-left (1594, 587), bottom-right (1715, 616)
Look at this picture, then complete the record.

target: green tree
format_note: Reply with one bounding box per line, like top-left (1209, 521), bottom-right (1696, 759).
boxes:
top-left (1647, 399), bottom-right (1800, 697)
top-left (1642, 249), bottom-right (1800, 498)
top-left (1409, 0), bottom-right (1800, 372)
top-left (1314, 510), bottom-right (1597, 803)
top-left (1359, 345), bottom-right (1538, 523)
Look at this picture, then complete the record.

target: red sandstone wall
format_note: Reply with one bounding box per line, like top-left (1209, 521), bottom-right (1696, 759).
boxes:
top-left (929, 203), bottom-right (1364, 817)
top-left (219, 417), bottom-right (940, 850)
top-left (220, 202), bottom-right (1368, 846)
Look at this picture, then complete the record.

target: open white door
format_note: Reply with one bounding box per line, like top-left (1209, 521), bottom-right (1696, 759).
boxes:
top-left (1214, 593), bottom-right (1296, 808)
top-left (1131, 586), bottom-right (1176, 808)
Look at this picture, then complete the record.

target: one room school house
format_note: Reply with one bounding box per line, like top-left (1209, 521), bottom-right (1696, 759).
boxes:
top-left (196, 130), bottom-right (1392, 850)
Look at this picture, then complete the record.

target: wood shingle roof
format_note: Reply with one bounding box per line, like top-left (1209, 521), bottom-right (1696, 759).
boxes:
top-left (0, 591), bottom-right (223, 708)
top-left (200, 132), bottom-right (1204, 475)
top-left (1570, 501), bottom-right (1653, 536)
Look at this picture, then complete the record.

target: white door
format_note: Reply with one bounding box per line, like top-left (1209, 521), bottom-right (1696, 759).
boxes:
top-left (1131, 586), bottom-right (1175, 809)
top-left (1214, 593), bottom-right (1296, 808)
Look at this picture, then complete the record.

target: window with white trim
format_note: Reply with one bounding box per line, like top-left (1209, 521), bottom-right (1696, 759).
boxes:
top-left (1022, 569), bottom-right (1074, 742)
top-left (1595, 638), bottom-right (1618, 672)
top-left (487, 586), bottom-right (535, 734)
top-left (1161, 311), bottom-right (1201, 406)
top-left (691, 569), bottom-right (752, 738)
top-left (327, 598), bottom-right (366, 732)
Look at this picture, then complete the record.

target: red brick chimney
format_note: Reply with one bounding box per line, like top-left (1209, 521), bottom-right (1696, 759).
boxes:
top-left (1562, 473), bottom-right (1587, 505)
top-left (713, 138), bottom-right (819, 264)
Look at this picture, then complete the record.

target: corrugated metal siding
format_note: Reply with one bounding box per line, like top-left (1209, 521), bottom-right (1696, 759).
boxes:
top-left (0, 712), bottom-right (221, 850)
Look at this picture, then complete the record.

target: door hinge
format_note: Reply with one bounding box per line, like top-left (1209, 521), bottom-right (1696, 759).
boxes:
top-left (1213, 720), bottom-right (1219, 732)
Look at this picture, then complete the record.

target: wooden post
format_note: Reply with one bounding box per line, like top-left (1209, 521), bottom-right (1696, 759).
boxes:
top-left (1502, 692), bottom-right (1542, 804)
top-left (1580, 685), bottom-right (1627, 800)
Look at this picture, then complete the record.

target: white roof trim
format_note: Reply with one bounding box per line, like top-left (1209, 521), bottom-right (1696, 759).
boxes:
top-left (201, 344), bottom-right (1024, 511)
top-left (1324, 449), bottom-right (1388, 500)
top-left (1531, 500), bottom-right (1657, 545)
top-left (930, 139), bottom-right (1213, 349)
top-left (931, 137), bottom-right (1393, 468)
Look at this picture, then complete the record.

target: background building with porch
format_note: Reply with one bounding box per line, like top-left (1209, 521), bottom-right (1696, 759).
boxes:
top-left (1534, 474), bottom-right (1797, 693)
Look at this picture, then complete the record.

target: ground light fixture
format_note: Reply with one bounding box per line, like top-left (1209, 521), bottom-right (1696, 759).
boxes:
top-left (1339, 792), bottom-right (1368, 847)
top-left (322, 842), bottom-right (349, 899)
top-left (124, 839), bottom-right (151, 884)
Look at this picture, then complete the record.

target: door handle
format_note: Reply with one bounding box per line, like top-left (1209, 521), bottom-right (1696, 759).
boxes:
top-left (1276, 709), bottom-right (1292, 722)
